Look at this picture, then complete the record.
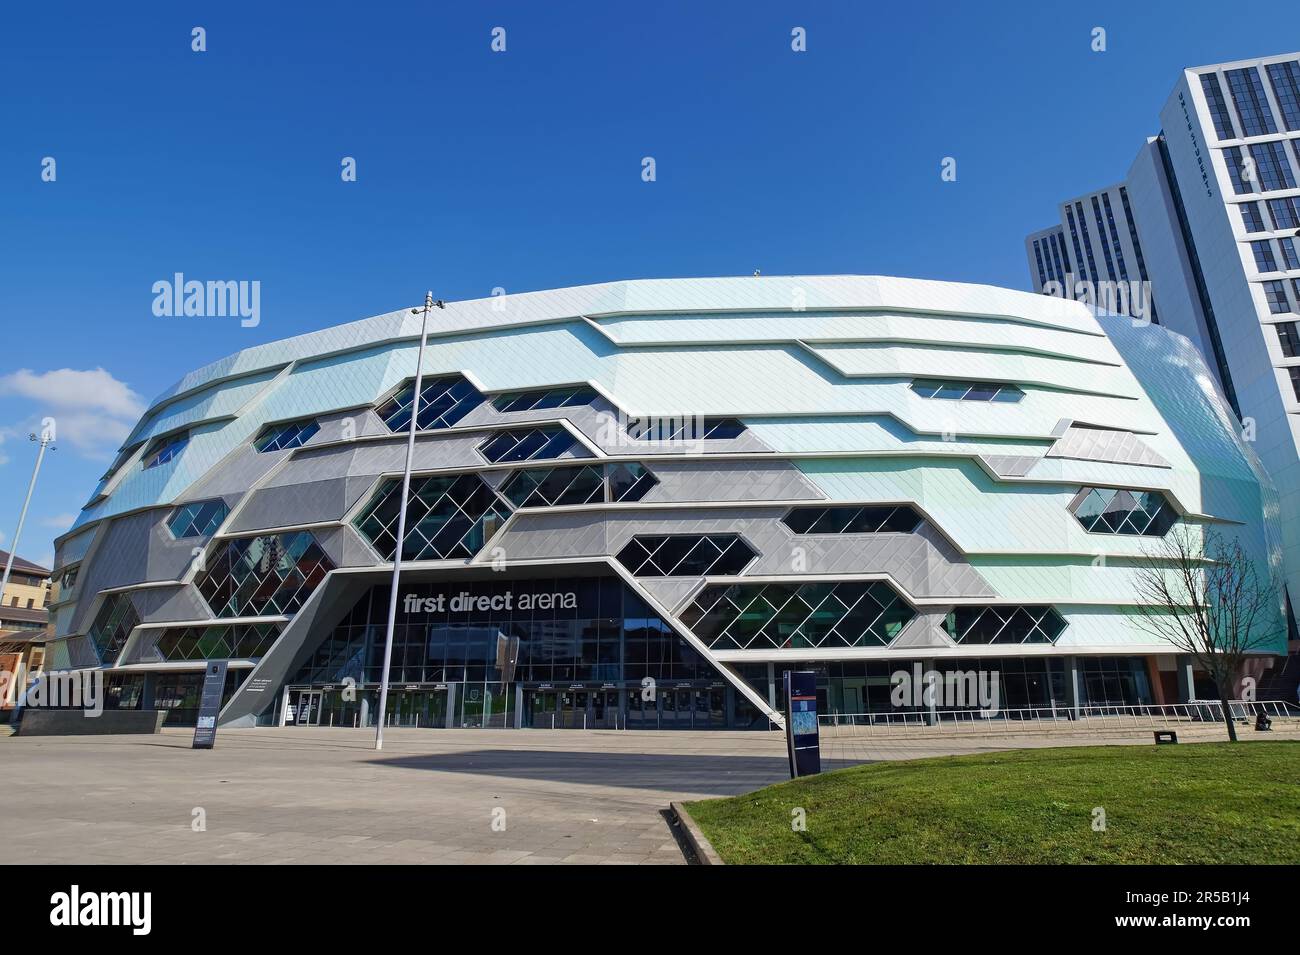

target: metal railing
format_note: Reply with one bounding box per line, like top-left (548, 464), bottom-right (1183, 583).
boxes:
top-left (819, 700), bottom-right (1300, 737)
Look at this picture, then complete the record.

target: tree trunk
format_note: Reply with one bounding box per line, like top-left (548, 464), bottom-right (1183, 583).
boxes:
top-left (1220, 695), bottom-right (1238, 742)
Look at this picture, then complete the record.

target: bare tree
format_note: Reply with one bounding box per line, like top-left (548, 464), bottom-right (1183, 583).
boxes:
top-left (1130, 526), bottom-right (1282, 742)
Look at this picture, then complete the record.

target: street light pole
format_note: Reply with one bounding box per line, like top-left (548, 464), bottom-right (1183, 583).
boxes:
top-left (375, 291), bottom-right (445, 751)
top-left (0, 427), bottom-right (55, 610)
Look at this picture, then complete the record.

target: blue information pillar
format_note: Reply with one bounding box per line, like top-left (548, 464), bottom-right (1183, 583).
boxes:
top-left (783, 670), bottom-right (821, 778)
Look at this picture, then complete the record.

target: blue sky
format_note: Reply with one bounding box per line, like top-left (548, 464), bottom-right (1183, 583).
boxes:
top-left (1, 0), bottom-right (1297, 568)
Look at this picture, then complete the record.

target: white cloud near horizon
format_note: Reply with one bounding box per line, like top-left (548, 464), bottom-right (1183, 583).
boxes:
top-left (0, 367), bottom-right (145, 458)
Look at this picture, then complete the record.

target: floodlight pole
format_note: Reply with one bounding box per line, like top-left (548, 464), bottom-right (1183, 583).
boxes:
top-left (375, 291), bottom-right (445, 751)
top-left (0, 429), bottom-right (55, 612)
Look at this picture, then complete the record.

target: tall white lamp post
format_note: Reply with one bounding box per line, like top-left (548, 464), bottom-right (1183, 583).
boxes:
top-left (375, 292), bottom-right (445, 750)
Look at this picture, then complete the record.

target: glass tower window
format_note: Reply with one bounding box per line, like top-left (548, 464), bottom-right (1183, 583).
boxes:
top-left (167, 499), bottom-right (229, 538)
top-left (1264, 281), bottom-right (1294, 314)
top-left (1276, 321), bottom-right (1300, 357)
top-left (1252, 240), bottom-right (1280, 273)
top-left (1070, 487), bottom-right (1177, 536)
top-left (615, 534), bottom-right (757, 577)
top-left (355, 473), bottom-right (511, 561)
top-left (1101, 193), bottom-right (1129, 280)
top-left (254, 418), bottom-right (320, 452)
top-left (1065, 206), bottom-right (1091, 283)
top-left (1279, 238), bottom-right (1300, 271)
top-left (197, 531), bottom-right (335, 617)
top-left (1240, 201), bottom-right (1267, 233)
top-left (1074, 201), bottom-right (1100, 281)
top-left (1268, 196), bottom-right (1300, 230)
top-left (1249, 141), bottom-right (1296, 192)
top-left (945, 606), bottom-right (1067, 645)
top-left (142, 432), bottom-right (188, 470)
top-left (377, 375), bottom-right (484, 433)
top-left (1224, 147), bottom-right (1253, 195)
top-left (1091, 196), bottom-right (1118, 282)
top-left (1200, 72), bottom-right (1237, 139)
top-left (1265, 60), bottom-right (1300, 132)
top-left (1226, 67), bottom-right (1278, 136)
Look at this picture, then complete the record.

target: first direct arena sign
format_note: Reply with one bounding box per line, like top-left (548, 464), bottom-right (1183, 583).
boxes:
top-left (403, 590), bottom-right (577, 614)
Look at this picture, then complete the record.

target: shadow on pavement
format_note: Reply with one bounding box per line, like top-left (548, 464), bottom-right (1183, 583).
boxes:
top-left (370, 748), bottom-right (791, 794)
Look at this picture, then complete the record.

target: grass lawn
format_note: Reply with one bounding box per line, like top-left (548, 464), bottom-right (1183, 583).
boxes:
top-left (684, 741), bottom-right (1300, 864)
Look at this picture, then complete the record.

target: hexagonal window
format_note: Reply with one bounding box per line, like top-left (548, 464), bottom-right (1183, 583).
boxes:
top-left (377, 374), bottom-right (484, 432)
top-left (167, 499), bottom-right (229, 538)
top-left (477, 426), bottom-right (583, 463)
top-left (944, 605), bottom-right (1067, 645)
top-left (155, 623), bottom-right (280, 661)
top-left (254, 418), bottom-right (320, 452)
top-left (196, 531), bottom-right (335, 618)
top-left (1070, 487), bottom-right (1176, 536)
top-left (679, 580), bottom-right (914, 650)
top-left (782, 505), bottom-right (922, 534)
top-left (87, 592), bottom-right (140, 664)
top-left (354, 473), bottom-right (511, 561)
top-left (616, 534), bottom-right (757, 577)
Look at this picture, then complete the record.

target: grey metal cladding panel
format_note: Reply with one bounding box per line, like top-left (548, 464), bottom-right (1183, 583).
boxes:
top-left (130, 584), bottom-right (213, 626)
top-left (637, 578), bottom-right (705, 613)
top-left (228, 478), bottom-right (353, 533)
top-left (315, 524), bottom-right (382, 568)
top-left (890, 610), bottom-right (957, 649)
top-left (347, 435), bottom-right (487, 478)
top-left (178, 444), bottom-right (283, 502)
top-left (66, 635), bottom-right (99, 669)
top-left (69, 510), bottom-right (198, 633)
top-left (55, 525), bottom-right (100, 571)
top-left (492, 512), bottom-right (609, 561)
top-left (638, 459), bottom-right (825, 504)
top-left (124, 629), bottom-right (165, 665)
top-left (315, 409), bottom-right (389, 441)
top-left (548, 401), bottom-right (776, 456)
top-left (916, 524), bottom-right (999, 598)
top-left (1047, 425), bottom-right (1171, 468)
top-left (598, 509), bottom-right (994, 600)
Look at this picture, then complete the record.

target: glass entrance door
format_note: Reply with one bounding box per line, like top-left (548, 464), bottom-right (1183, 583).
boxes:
top-left (525, 690), bottom-right (560, 728)
top-left (287, 689), bottom-right (321, 726)
top-left (592, 690), bottom-right (620, 729)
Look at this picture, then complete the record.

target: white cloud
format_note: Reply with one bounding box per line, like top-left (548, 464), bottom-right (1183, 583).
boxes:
top-left (0, 368), bottom-right (145, 419)
top-left (0, 367), bottom-right (144, 458)
top-left (41, 513), bottom-right (79, 530)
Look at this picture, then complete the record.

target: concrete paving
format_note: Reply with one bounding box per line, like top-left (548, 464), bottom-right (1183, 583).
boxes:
top-left (3, 722), bottom-right (1293, 864)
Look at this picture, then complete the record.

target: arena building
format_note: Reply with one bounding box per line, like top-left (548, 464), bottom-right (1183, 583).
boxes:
top-left (41, 276), bottom-right (1286, 729)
